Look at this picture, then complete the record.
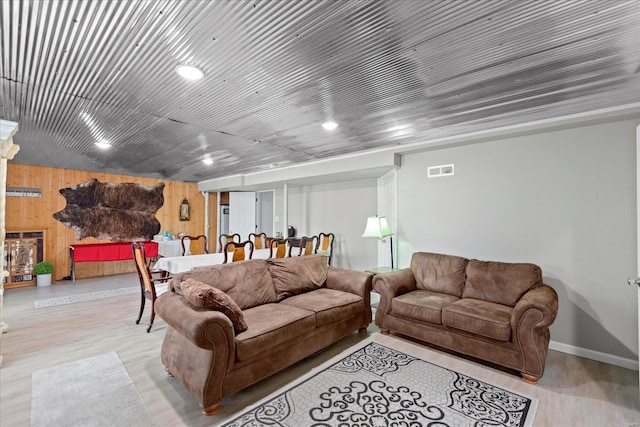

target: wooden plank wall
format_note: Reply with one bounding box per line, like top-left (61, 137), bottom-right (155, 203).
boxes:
top-left (6, 163), bottom-right (206, 281)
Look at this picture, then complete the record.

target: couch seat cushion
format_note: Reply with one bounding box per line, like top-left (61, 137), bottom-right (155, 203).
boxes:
top-left (235, 304), bottom-right (315, 362)
top-left (280, 288), bottom-right (363, 327)
top-left (462, 259), bottom-right (542, 307)
top-left (391, 290), bottom-right (459, 324)
top-left (267, 254), bottom-right (328, 301)
top-left (410, 252), bottom-right (468, 298)
top-left (442, 298), bottom-right (513, 342)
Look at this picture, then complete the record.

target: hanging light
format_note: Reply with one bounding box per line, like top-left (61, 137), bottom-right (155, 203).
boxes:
top-left (175, 64), bottom-right (204, 80)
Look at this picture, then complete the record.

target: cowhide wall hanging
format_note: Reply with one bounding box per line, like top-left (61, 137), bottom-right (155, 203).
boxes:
top-left (53, 178), bottom-right (165, 241)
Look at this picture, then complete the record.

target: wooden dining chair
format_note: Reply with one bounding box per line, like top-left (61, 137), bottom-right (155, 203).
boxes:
top-left (289, 235), bottom-right (319, 257)
top-left (316, 232), bottom-right (335, 265)
top-left (223, 240), bottom-right (254, 263)
top-left (248, 232), bottom-right (267, 249)
top-left (131, 242), bottom-right (172, 333)
top-left (181, 234), bottom-right (208, 256)
top-left (269, 238), bottom-right (290, 258)
top-left (218, 233), bottom-right (240, 252)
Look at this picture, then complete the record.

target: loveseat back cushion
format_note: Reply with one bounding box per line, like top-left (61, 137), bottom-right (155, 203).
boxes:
top-left (171, 259), bottom-right (276, 310)
top-left (462, 259), bottom-right (542, 307)
top-left (410, 252), bottom-right (468, 297)
top-left (267, 254), bottom-right (328, 301)
top-left (180, 278), bottom-right (248, 334)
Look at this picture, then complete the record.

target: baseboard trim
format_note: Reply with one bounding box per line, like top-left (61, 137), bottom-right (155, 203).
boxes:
top-left (549, 340), bottom-right (638, 371)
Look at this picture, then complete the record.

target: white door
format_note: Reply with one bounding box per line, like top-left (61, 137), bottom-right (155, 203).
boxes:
top-left (377, 169), bottom-right (397, 268)
top-left (229, 191), bottom-right (256, 241)
top-left (256, 190), bottom-right (274, 236)
top-left (636, 125), bottom-right (640, 395)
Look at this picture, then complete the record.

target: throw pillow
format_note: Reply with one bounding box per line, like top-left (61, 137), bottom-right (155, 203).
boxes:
top-left (180, 278), bottom-right (248, 333)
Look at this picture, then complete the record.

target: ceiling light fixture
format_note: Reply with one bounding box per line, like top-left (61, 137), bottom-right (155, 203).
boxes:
top-left (95, 140), bottom-right (112, 150)
top-left (202, 158), bottom-right (214, 165)
top-left (175, 64), bottom-right (204, 80)
top-left (322, 120), bottom-right (338, 131)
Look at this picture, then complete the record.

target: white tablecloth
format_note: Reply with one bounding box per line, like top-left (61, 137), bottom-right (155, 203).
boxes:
top-left (157, 240), bottom-right (188, 257)
top-left (153, 248), bottom-right (273, 274)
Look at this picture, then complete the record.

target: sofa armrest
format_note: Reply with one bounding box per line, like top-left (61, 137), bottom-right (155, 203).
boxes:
top-left (511, 284), bottom-right (558, 378)
top-left (512, 284), bottom-right (558, 329)
top-left (372, 268), bottom-right (416, 328)
top-left (372, 268), bottom-right (416, 300)
top-left (327, 267), bottom-right (373, 326)
top-left (155, 291), bottom-right (236, 352)
top-left (326, 267), bottom-right (373, 297)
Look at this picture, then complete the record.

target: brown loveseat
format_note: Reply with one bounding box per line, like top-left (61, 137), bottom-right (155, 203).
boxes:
top-left (373, 252), bottom-right (558, 384)
top-left (155, 254), bottom-right (372, 414)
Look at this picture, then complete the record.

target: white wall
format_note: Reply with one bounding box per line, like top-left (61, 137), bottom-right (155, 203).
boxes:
top-left (397, 118), bottom-right (640, 362)
top-left (287, 179), bottom-right (377, 271)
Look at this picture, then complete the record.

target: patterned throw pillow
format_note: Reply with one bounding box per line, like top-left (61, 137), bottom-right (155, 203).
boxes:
top-left (180, 278), bottom-right (248, 334)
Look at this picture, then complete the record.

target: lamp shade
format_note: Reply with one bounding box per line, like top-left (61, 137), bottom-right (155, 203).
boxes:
top-left (362, 216), bottom-right (393, 238)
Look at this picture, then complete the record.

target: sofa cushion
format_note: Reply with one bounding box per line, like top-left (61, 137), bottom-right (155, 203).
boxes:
top-left (235, 304), bottom-right (315, 362)
top-left (171, 259), bottom-right (276, 310)
top-left (462, 259), bottom-right (542, 307)
top-left (410, 252), bottom-right (468, 298)
top-left (391, 290), bottom-right (459, 325)
top-left (442, 298), bottom-right (513, 342)
top-left (267, 254), bottom-right (328, 301)
top-left (280, 288), bottom-right (363, 327)
top-left (180, 278), bottom-right (248, 334)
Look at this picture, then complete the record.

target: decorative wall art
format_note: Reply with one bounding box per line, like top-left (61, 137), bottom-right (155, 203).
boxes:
top-left (53, 178), bottom-right (164, 241)
top-left (180, 198), bottom-right (190, 221)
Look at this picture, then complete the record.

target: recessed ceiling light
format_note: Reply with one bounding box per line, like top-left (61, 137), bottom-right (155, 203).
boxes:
top-left (202, 158), bottom-right (214, 165)
top-left (95, 140), bottom-right (111, 150)
top-left (175, 64), bottom-right (204, 80)
top-left (322, 120), bottom-right (338, 131)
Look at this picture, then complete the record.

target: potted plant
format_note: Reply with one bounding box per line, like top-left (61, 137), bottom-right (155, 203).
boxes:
top-left (34, 261), bottom-right (54, 287)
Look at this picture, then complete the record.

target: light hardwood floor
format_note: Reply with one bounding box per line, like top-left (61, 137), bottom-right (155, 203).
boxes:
top-left (1, 274), bottom-right (638, 426)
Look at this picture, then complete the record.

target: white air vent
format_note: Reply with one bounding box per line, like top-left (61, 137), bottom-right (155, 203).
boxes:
top-left (427, 164), bottom-right (454, 178)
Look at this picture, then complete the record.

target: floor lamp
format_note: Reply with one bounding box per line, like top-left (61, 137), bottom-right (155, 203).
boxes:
top-left (362, 216), bottom-right (394, 269)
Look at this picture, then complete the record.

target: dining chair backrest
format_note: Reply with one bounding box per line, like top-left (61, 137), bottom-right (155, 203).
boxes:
top-left (131, 241), bottom-right (171, 332)
top-left (181, 234), bottom-right (208, 256)
top-left (218, 233), bottom-right (241, 252)
top-left (289, 235), bottom-right (318, 257)
top-left (269, 238), bottom-right (290, 258)
top-left (249, 232), bottom-right (267, 249)
top-left (132, 242), bottom-right (154, 295)
top-left (316, 232), bottom-right (335, 265)
top-left (223, 240), bottom-right (254, 263)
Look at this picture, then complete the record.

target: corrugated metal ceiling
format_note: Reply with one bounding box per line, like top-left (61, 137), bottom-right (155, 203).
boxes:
top-left (1, 0), bottom-right (639, 182)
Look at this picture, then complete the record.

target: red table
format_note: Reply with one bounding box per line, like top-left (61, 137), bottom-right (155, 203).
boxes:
top-left (69, 241), bottom-right (158, 284)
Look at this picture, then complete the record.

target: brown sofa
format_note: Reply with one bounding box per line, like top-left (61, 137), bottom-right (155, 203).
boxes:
top-left (373, 252), bottom-right (558, 384)
top-left (155, 254), bottom-right (372, 414)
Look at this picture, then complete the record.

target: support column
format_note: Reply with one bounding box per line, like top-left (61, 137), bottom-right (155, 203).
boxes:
top-left (0, 120), bottom-right (20, 368)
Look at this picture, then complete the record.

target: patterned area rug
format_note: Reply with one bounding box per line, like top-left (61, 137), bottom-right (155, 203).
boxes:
top-left (222, 341), bottom-right (537, 427)
top-left (34, 287), bottom-right (139, 308)
top-left (31, 352), bottom-right (153, 426)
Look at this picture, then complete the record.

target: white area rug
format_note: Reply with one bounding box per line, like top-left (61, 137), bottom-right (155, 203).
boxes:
top-left (34, 287), bottom-right (139, 308)
top-left (31, 352), bottom-right (153, 427)
top-left (221, 340), bottom-right (537, 427)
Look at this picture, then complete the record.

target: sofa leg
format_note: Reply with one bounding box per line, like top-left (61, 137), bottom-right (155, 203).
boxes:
top-left (202, 403), bottom-right (220, 415)
top-left (380, 328), bottom-right (389, 335)
top-left (521, 373), bottom-right (539, 384)
top-left (358, 327), bottom-right (367, 334)
top-left (165, 367), bottom-right (174, 377)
